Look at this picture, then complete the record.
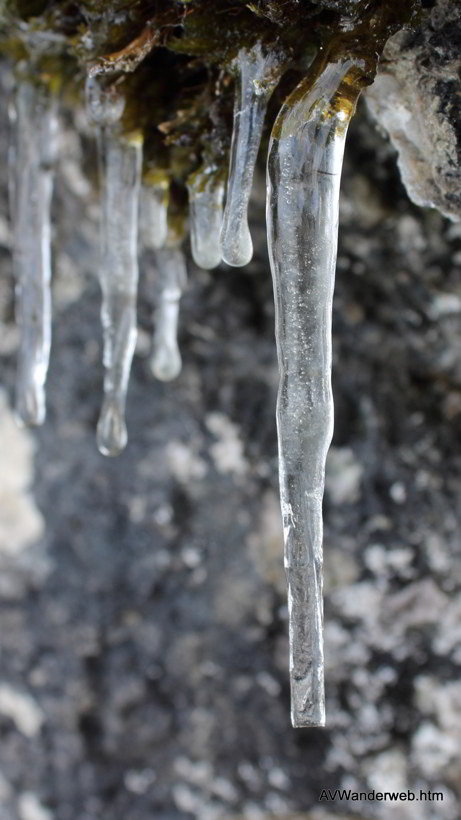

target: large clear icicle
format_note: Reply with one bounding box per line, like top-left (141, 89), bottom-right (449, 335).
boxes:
top-left (187, 166), bottom-right (225, 270)
top-left (86, 75), bottom-right (142, 457)
top-left (267, 57), bottom-right (366, 727)
top-left (150, 229), bottom-right (187, 382)
top-left (220, 43), bottom-right (283, 267)
top-left (10, 80), bottom-right (58, 426)
top-left (139, 171), bottom-right (169, 251)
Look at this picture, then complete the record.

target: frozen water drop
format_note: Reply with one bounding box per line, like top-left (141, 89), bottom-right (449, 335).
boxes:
top-left (97, 396), bottom-right (128, 456)
top-left (150, 246), bottom-right (187, 382)
top-left (267, 56), bottom-right (366, 728)
top-left (220, 43), bottom-right (283, 267)
top-left (10, 80), bottom-right (58, 427)
top-left (96, 128), bottom-right (142, 456)
top-left (187, 166), bottom-right (225, 270)
top-left (140, 171), bottom-right (169, 250)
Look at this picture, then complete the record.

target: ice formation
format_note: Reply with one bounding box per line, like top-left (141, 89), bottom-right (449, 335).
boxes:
top-left (220, 43), bottom-right (283, 267)
top-left (267, 56), bottom-right (367, 727)
top-left (86, 76), bottom-right (142, 456)
top-left (150, 244), bottom-right (187, 383)
top-left (2, 0), bottom-right (417, 727)
top-left (9, 80), bottom-right (57, 427)
top-left (140, 173), bottom-right (169, 251)
top-left (187, 166), bottom-right (225, 270)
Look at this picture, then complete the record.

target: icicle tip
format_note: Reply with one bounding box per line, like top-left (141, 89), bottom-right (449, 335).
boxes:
top-left (150, 345), bottom-right (182, 382)
top-left (15, 383), bottom-right (46, 428)
top-left (97, 398), bottom-right (128, 456)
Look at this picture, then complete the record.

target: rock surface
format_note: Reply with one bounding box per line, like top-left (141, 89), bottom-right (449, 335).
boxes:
top-left (366, 0), bottom-right (461, 220)
top-left (0, 8), bottom-right (461, 819)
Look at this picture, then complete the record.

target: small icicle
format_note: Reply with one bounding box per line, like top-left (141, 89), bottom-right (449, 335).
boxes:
top-left (187, 166), bottom-right (225, 270)
top-left (85, 74), bottom-right (125, 127)
top-left (220, 42), bottom-right (283, 267)
top-left (150, 219), bottom-right (187, 382)
top-left (140, 170), bottom-right (169, 251)
top-left (267, 56), bottom-right (370, 727)
top-left (86, 76), bottom-right (142, 457)
top-left (10, 80), bottom-right (58, 426)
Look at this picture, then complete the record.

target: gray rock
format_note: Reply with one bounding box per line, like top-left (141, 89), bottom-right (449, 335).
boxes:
top-left (366, 0), bottom-right (461, 220)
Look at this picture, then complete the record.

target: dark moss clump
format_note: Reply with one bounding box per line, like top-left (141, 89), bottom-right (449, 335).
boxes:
top-left (0, 0), bottom-right (422, 186)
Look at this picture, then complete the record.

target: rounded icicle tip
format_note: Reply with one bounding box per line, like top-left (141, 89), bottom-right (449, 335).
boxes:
top-left (150, 344), bottom-right (182, 383)
top-left (220, 220), bottom-right (253, 268)
top-left (97, 398), bottom-right (128, 457)
top-left (188, 168), bottom-right (225, 271)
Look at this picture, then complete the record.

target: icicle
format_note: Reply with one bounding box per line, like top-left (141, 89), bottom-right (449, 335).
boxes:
top-left (187, 166), bottom-right (225, 270)
top-left (140, 170), bottom-right (169, 251)
top-left (86, 75), bottom-right (142, 456)
top-left (96, 130), bottom-right (142, 456)
top-left (10, 80), bottom-right (58, 427)
top-left (267, 56), bottom-right (369, 727)
top-left (85, 75), bottom-right (125, 127)
top-left (150, 220), bottom-right (187, 382)
top-left (220, 42), bottom-right (284, 267)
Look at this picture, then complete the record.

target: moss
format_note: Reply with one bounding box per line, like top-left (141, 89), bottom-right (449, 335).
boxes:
top-left (0, 0), bottom-right (422, 190)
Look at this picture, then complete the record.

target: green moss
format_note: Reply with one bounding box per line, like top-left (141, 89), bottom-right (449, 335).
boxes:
top-left (0, 0), bottom-right (422, 190)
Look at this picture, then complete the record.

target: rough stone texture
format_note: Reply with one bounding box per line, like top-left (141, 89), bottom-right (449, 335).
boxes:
top-left (0, 17), bottom-right (461, 820)
top-left (366, 0), bottom-right (461, 221)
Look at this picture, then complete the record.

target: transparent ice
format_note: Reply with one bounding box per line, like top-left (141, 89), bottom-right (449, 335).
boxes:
top-left (9, 80), bottom-right (57, 427)
top-left (96, 131), bottom-right (142, 456)
top-left (150, 245), bottom-right (187, 382)
top-left (86, 76), bottom-right (142, 456)
top-left (140, 174), bottom-right (169, 251)
top-left (267, 57), bottom-right (363, 727)
top-left (188, 166), bottom-right (225, 270)
top-left (220, 42), bottom-right (283, 267)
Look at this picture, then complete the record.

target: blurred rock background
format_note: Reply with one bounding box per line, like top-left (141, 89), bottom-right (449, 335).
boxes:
top-left (0, 19), bottom-right (460, 820)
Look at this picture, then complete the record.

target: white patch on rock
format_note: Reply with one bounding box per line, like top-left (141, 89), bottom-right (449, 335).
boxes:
top-left (325, 447), bottom-right (363, 505)
top-left (332, 578), bottom-right (448, 654)
top-left (205, 412), bottom-right (247, 476)
top-left (0, 684), bottom-right (44, 737)
top-left (412, 722), bottom-right (459, 779)
top-left (166, 440), bottom-right (208, 483)
top-left (414, 677), bottom-right (461, 773)
top-left (0, 390), bottom-right (44, 555)
top-left (18, 793), bottom-right (53, 820)
top-left (433, 594), bottom-right (461, 659)
top-left (429, 292), bottom-right (461, 320)
top-left (248, 489), bottom-right (285, 593)
top-left (365, 748), bottom-right (408, 793)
